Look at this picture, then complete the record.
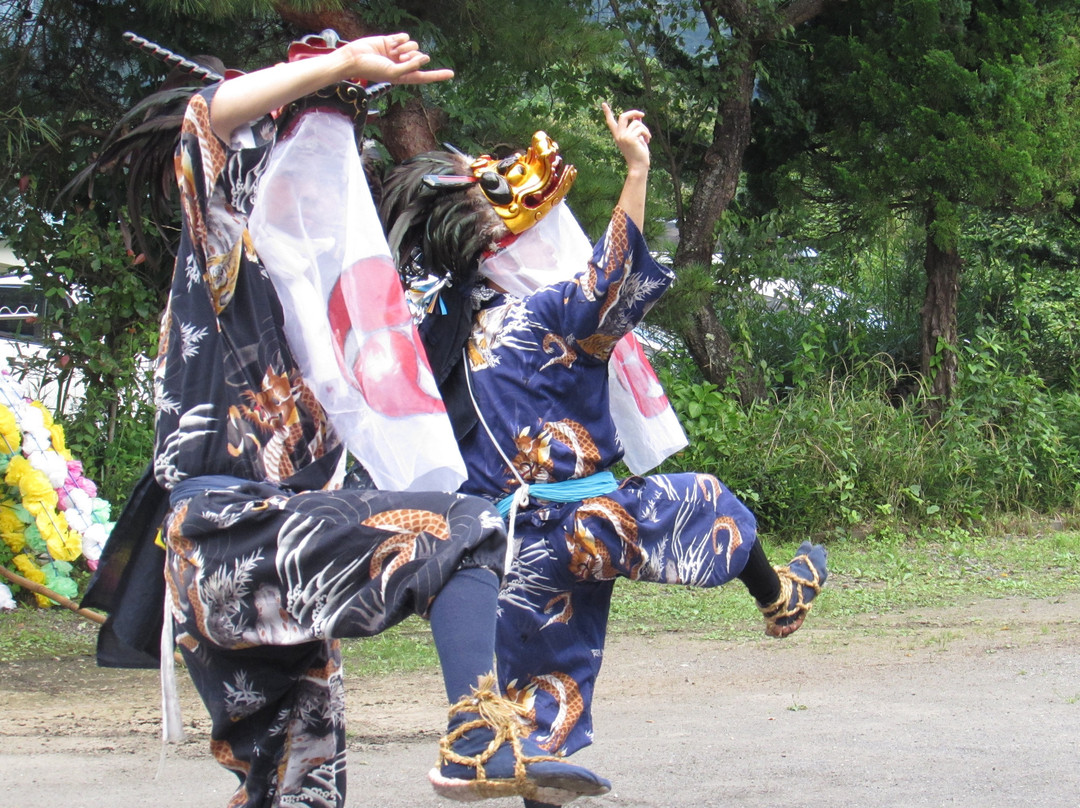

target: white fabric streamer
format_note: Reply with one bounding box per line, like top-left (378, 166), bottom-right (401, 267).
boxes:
top-left (476, 204), bottom-right (595, 299)
top-left (248, 112), bottom-right (466, 492)
top-left (609, 334), bottom-right (688, 473)
top-left (160, 588), bottom-right (185, 744)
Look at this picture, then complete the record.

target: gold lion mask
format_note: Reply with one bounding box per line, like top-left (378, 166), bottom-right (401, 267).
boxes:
top-left (469, 131), bottom-right (577, 235)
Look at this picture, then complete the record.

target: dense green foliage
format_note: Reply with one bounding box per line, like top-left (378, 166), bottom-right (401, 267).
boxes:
top-left (777, 0), bottom-right (1080, 230)
top-left (746, 0), bottom-right (1080, 405)
top-left (5, 210), bottom-right (159, 499)
top-left (656, 308), bottom-right (1080, 538)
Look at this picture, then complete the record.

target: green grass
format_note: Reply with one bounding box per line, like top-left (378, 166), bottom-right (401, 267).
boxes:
top-left (0, 607), bottom-right (99, 661)
top-left (608, 526), bottom-right (1080, 640)
top-left (2, 522), bottom-right (1078, 672)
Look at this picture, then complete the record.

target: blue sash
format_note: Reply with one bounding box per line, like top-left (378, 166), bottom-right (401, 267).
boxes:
top-left (496, 470), bottom-right (620, 519)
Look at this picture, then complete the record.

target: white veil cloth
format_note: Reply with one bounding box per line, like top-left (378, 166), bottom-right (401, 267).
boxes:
top-left (478, 204), bottom-right (687, 474)
top-left (248, 111), bottom-right (466, 493)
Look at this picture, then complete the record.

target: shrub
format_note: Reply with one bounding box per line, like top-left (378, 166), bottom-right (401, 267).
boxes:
top-left (656, 337), bottom-right (1080, 539)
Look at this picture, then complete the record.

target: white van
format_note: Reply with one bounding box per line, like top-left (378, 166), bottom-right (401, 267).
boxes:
top-left (0, 244), bottom-right (81, 414)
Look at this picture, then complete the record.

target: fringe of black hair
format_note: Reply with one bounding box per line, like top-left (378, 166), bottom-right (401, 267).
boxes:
top-left (378, 150), bottom-right (508, 291)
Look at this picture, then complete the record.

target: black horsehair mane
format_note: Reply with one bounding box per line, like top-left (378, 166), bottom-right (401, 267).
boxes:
top-left (378, 150), bottom-right (508, 288)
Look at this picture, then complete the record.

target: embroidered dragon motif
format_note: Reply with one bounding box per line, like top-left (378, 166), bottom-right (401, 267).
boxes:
top-left (511, 418), bottom-right (602, 485)
top-left (540, 333), bottom-right (577, 370)
top-left (541, 591), bottom-right (574, 628)
top-left (511, 426), bottom-right (554, 484)
top-left (505, 670), bottom-right (584, 754)
top-left (227, 368), bottom-right (327, 483)
top-left (575, 213), bottom-right (631, 331)
top-left (565, 496), bottom-right (645, 581)
top-left (545, 419), bottom-right (601, 478)
top-left (710, 516), bottom-right (743, 574)
top-left (363, 509), bottom-right (451, 596)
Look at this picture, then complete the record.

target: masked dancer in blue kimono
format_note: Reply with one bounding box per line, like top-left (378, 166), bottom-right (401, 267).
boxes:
top-left (379, 102), bottom-right (828, 808)
top-left (78, 29), bottom-right (613, 808)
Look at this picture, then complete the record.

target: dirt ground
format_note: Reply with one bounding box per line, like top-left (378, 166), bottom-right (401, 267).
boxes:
top-left (2, 593), bottom-right (1079, 808)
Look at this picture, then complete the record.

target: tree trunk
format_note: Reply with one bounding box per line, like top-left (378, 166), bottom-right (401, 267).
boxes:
top-left (671, 0), bottom-right (835, 397)
top-left (920, 206), bottom-right (961, 425)
top-left (682, 304), bottom-right (766, 405)
top-left (675, 57), bottom-right (754, 271)
top-left (274, 6), bottom-right (371, 40)
top-left (673, 55), bottom-right (762, 399)
top-left (377, 98), bottom-right (445, 161)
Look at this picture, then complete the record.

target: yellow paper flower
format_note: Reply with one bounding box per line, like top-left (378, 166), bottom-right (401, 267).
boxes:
top-left (0, 375), bottom-right (118, 609)
top-left (12, 462), bottom-right (59, 513)
top-left (0, 502), bottom-right (27, 553)
top-left (38, 510), bottom-right (80, 562)
top-left (5, 454), bottom-right (30, 487)
top-left (0, 380), bottom-right (116, 608)
top-left (0, 405), bottom-right (20, 455)
top-left (49, 423), bottom-right (72, 460)
top-left (12, 552), bottom-right (51, 608)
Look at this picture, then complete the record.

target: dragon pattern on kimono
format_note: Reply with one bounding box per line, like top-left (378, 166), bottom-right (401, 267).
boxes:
top-left (505, 670), bottom-right (584, 754)
top-left (566, 496), bottom-right (645, 581)
top-left (511, 418), bottom-right (602, 486)
top-left (227, 367), bottom-right (328, 484)
top-left (362, 509), bottom-right (451, 596)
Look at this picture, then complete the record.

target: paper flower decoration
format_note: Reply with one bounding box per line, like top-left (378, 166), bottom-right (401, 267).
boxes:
top-left (0, 370), bottom-right (115, 608)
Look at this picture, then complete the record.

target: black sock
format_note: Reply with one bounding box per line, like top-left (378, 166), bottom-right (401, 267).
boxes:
top-left (429, 566), bottom-right (500, 703)
top-left (738, 541), bottom-right (782, 606)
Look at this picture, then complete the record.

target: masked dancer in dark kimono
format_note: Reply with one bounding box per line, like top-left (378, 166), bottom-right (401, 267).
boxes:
top-left (78, 30), bottom-right (612, 808)
top-left (379, 102), bottom-right (829, 808)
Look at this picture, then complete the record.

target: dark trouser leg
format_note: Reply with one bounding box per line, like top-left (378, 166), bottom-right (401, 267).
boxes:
top-left (165, 483), bottom-right (507, 807)
top-left (429, 565), bottom-right (500, 702)
top-left (435, 548), bottom-right (611, 802)
top-left (738, 540), bottom-right (781, 604)
top-left (496, 533), bottom-right (615, 756)
top-left (179, 637), bottom-right (347, 808)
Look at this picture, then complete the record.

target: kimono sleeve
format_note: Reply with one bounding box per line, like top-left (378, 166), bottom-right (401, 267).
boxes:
top-left (536, 208), bottom-right (675, 353)
top-left (175, 85), bottom-right (276, 276)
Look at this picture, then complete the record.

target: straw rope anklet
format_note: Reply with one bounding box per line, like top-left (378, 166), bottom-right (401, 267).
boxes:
top-left (758, 555), bottom-right (824, 630)
top-left (438, 674), bottom-right (564, 791)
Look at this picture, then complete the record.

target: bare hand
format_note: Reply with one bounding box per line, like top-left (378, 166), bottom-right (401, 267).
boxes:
top-left (343, 33), bottom-right (454, 85)
top-left (602, 102), bottom-right (650, 171)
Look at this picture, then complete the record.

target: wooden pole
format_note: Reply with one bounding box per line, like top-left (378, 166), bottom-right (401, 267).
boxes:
top-left (0, 564), bottom-right (106, 624)
top-left (0, 563), bottom-right (187, 667)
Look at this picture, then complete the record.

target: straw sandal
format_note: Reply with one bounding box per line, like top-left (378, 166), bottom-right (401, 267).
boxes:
top-left (429, 674), bottom-right (611, 803)
top-left (758, 541), bottom-right (827, 638)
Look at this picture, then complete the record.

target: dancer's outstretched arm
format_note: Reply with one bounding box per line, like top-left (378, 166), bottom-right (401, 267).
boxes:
top-left (210, 33), bottom-right (454, 141)
top-left (602, 101), bottom-right (651, 231)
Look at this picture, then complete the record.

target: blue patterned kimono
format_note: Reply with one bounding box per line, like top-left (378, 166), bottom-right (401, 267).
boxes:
top-left (459, 210), bottom-right (758, 755)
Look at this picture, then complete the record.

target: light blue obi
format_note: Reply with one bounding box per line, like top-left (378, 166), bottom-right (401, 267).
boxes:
top-left (496, 470), bottom-right (620, 519)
